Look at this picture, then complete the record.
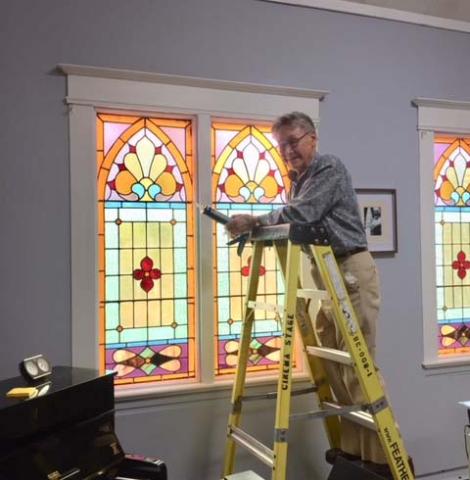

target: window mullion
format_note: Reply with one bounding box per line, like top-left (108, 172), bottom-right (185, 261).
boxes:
top-left (196, 113), bottom-right (216, 384)
top-left (69, 103), bottom-right (99, 369)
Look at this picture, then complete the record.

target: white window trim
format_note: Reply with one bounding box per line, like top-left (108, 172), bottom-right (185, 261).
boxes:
top-left (259, 0), bottom-right (470, 34)
top-left (414, 97), bottom-right (470, 372)
top-left (59, 63), bottom-right (328, 396)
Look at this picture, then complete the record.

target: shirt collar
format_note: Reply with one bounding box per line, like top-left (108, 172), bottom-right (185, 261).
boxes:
top-left (293, 152), bottom-right (318, 184)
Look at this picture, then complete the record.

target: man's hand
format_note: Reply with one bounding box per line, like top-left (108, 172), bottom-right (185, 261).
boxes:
top-left (225, 214), bottom-right (259, 236)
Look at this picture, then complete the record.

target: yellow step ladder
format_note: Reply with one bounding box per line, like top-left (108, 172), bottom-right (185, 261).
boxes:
top-left (221, 222), bottom-right (413, 480)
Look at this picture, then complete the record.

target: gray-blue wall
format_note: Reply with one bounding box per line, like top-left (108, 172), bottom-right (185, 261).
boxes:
top-left (2, 0), bottom-right (470, 478)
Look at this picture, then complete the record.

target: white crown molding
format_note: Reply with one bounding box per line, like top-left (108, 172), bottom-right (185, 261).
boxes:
top-left (412, 97), bottom-right (470, 134)
top-left (260, 0), bottom-right (470, 33)
top-left (412, 97), bottom-right (470, 110)
top-left (57, 63), bottom-right (328, 100)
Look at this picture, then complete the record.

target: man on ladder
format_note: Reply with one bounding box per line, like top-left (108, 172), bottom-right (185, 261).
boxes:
top-left (226, 111), bottom-right (409, 479)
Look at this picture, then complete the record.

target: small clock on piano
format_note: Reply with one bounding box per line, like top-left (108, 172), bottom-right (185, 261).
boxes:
top-left (19, 354), bottom-right (52, 381)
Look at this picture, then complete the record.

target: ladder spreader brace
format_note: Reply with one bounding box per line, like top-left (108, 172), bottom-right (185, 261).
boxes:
top-left (200, 208), bottom-right (413, 480)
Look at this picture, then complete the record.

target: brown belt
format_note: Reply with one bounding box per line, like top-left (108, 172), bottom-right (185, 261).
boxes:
top-left (336, 246), bottom-right (368, 261)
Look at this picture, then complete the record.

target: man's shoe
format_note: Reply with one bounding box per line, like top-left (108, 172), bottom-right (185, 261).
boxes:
top-left (325, 448), bottom-right (361, 465)
top-left (364, 462), bottom-right (393, 479)
top-left (366, 457), bottom-right (415, 479)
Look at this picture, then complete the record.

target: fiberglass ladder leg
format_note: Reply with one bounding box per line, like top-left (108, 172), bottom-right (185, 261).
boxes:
top-left (305, 241), bottom-right (414, 480)
top-left (223, 224), bottom-right (413, 480)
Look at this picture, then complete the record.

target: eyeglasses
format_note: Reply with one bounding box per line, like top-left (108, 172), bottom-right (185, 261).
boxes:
top-left (277, 130), bottom-right (314, 151)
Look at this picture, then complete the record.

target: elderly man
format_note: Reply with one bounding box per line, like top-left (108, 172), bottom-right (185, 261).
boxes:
top-left (226, 111), bottom-right (391, 477)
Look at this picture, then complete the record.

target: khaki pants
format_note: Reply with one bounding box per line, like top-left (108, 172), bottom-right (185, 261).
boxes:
top-left (311, 250), bottom-right (387, 464)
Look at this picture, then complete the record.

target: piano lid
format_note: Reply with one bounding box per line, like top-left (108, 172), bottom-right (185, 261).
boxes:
top-left (0, 366), bottom-right (115, 453)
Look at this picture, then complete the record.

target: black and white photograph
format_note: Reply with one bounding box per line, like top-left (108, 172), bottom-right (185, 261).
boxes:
top-left (363, 206), bottom-right (382, 236)
top-left (356, 189), bottom-right (397, 253)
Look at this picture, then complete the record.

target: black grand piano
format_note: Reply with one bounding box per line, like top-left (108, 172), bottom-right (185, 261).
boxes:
top-left (0, 366), bottom-right (167, 480)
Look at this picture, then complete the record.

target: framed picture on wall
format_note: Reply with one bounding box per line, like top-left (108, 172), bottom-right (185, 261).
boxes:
top-left (355, 188), bottom-right (397, 253)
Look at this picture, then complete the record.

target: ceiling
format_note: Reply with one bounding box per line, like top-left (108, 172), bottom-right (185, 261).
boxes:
top-left (344, 0), bottom-right (470, 22)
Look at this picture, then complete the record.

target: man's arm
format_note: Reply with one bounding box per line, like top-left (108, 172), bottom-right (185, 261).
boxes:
top-left (259, 161), bottom-right (345, 226)
top-left (226, 157), bottom-right (346, 235)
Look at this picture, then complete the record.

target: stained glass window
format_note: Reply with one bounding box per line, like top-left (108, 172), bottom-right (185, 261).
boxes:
top-left (434, 136), bottom-right (470, 356)
top-left (97, 114), bottom-right (195, 385)
top-left (212, 122), bottom-right (291, 375)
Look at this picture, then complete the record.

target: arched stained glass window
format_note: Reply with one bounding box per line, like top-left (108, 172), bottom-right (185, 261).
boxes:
top-left (211, 122), bottom-right (290, 376)
top-left (434, 136), bottom-right (470, 356)
top-left (97, 114), bottom-right (196, 386)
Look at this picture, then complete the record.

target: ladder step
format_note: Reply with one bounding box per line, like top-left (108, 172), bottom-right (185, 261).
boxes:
top-left (247, 293), bottom-right (329, 311)
top-left (247, 301), bottom-right (282, 313)
top-left (290, 403), bottom-right (364, 421)
top-left (297, 288), bottom-right (330, 301)
top-left (290, 401), bottom-right (376, 430)
top-left (229, 426), bottom-right (274, 467)
top-left (306, 346), bottom-right (353, 365)
top-left (223, 472), bottom-right (265, 480)
top-left (250, 224), bottom-right (290, 241)
top-left (322, 401), bottom-right (376, 430)
top-left (242, 385), bottom-right (317, 402)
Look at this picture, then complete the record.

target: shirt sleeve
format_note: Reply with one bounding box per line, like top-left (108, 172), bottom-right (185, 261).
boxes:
top-left (256, 160), bottom-right (345, 226)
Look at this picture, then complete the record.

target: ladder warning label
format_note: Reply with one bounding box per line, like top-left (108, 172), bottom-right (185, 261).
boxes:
top-left (352, 334), bottom-right (373, 377)
top-left (281, 314), bottom-right (295, 390)
top-left (383, 427), bottom-right (411, 479)
top-left (390, 441), bottom-right (411, 480)
top-left (340, 299), bottom-right (357, 334)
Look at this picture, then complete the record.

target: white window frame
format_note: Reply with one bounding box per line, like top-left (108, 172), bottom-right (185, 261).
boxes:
top-left (414, 97), bottom-right (470, 371)
top-left (60, 63), bottom-right (327, 396)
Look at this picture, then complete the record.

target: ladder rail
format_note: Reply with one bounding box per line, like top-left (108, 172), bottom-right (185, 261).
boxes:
top-left (271, 242), bottom-right (301, 480)
top-left (223, 242), bottom-right (265, 477)
top-left (273, 243), bottom-right (342, 450)
top-left (309, 244), bottom-right (413, 480)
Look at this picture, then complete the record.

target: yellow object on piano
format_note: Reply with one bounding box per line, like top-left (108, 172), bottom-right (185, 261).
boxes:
top-left (6, 387), bottom-right (39, 399)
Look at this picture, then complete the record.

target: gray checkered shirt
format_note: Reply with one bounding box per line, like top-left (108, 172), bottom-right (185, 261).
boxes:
top-left (258, 153), bottom-right (367, 256)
